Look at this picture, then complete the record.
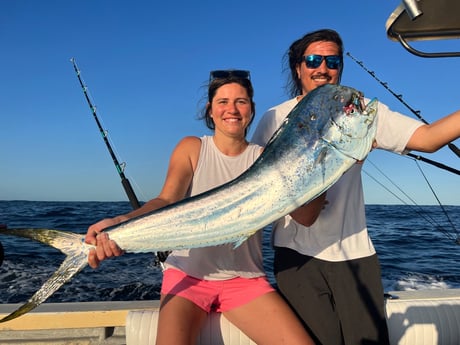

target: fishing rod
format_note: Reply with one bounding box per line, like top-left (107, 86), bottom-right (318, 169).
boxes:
top-left (346, 52), bottom-right (460, 164)
top-left (70, 58), bottom-right (140, 210)
top-left (70, 59), bottom-right (170, 264)
top-left (407, 153), bottom-right (460, 176)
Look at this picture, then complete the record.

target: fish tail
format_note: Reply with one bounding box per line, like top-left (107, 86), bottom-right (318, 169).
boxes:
top-left (0, 228), bottom-right (91, 322)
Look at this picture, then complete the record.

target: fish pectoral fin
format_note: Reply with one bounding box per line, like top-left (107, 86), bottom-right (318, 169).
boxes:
top-left (0, 251), bottom-right (88, 323)
top-left (232, 236), bottom-right (250, 249)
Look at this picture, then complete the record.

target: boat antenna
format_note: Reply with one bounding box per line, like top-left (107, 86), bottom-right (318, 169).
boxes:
top-left (346, 52), bottom-right (460, 164)
top-left (70, 58), bottom-right (140, 209)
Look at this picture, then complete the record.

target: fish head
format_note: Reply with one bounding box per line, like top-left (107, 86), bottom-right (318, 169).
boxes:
top-left (259, 83), bottom-right (377, 172)
top-left (306, 84), bottom-right (378, 161)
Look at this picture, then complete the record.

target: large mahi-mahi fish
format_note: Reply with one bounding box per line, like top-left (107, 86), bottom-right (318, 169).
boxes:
top-left (0, 84), bottom-right (378, 322)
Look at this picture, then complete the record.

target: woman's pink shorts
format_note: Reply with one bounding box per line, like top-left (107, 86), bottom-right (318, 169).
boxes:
top-left (161, 268), bottom-right (275, 312)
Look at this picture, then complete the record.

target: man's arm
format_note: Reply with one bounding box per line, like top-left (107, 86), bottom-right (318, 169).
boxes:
top-left (289, 193), bottom-right (327, 227)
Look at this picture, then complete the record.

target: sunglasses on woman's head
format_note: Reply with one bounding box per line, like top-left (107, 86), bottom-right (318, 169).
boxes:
top-left (209, 70), bottom-right (251, 81)
top-left (303, 55), bottom-right (342, 70)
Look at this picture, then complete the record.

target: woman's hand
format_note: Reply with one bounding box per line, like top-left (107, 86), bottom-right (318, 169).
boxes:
top-left (85, 218), bottom-right (124, 269)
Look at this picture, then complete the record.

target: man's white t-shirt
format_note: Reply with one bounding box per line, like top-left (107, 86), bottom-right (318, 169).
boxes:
top-left (252, 97), bottom-right (423, 261)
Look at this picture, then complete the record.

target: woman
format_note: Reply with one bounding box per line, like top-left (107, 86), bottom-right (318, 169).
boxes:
top-left (85, 70), bottom-right (314, 345)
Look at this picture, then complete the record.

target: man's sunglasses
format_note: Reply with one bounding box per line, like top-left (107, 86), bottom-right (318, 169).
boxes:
top-left (303, 55), bottom-right (342, 70)
top-left (209, 70), bottom-right (251, 81)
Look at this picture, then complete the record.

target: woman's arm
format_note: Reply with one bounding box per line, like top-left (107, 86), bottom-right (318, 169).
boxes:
top-left (85, 136), bottom-right (201, 268)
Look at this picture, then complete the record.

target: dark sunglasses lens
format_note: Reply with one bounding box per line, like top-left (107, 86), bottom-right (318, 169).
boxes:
top-left (305, 55), bottom-right (323, 68)
top-left (210, 70), bottom-right (250, 80)
top-left (325, 56), bottom-right (341, 69)
top-left (305, 55), bottom-right (341, 70)
top-left (231, 70), bottom-right (250, 79)
top-left (211, 71), bottom-right (230, 79)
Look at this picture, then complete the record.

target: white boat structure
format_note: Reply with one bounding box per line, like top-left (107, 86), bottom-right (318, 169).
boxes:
top-left (1, 288), bottom-right (460, 344)
top-left (1, 1), bottom-right (459, 344)
top-left (385, 0), bottom-right (460, 57)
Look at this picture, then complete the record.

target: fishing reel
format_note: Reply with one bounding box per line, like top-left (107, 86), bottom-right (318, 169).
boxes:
top-left (153, 251), bottom-right (171, 269)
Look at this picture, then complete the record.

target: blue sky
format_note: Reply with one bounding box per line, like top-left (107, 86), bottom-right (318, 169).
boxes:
top-left (1, 1), bottom-right (459, 205)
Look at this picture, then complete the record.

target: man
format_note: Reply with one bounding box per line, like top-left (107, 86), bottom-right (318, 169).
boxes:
top-left (252, 29), bottom-right (460, 345)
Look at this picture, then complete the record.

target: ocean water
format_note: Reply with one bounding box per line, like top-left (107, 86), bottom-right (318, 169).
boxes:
top-left (0, 200), bottom-right (459, 305)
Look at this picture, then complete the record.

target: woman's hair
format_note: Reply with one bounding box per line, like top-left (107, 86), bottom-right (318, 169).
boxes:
top-left (284, 29), bottom-right (344, 97)
top-left (199, 75), bottom-right (255, 134)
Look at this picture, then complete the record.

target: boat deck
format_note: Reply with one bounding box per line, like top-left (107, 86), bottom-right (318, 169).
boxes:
top-left (1, 289), bottom-right (460, 344)
top-left (0, 300), bottom-right (159, 344)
